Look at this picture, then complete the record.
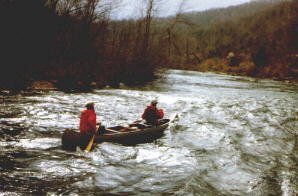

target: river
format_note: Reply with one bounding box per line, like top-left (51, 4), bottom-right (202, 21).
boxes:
top-left (1, 70), bottom-right (297, 195)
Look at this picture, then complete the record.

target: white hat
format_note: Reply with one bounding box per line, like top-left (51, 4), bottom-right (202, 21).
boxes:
top-left (151, 99), bottom-right (158, 104)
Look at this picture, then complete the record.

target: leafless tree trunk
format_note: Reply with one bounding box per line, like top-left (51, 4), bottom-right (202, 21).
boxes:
top-left (142, 0), bottom-right (154, 55)
top-left (163, 0), bottom-right (195, 57)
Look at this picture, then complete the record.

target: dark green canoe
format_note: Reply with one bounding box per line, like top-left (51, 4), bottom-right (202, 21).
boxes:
top-left (62, 119), bottom-right (170, 150)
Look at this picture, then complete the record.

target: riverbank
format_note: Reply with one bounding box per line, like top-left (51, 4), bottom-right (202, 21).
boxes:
top-left (17, 64), bottom-right (298, 92)
top-left (168, 58), bottom-right (298, 83)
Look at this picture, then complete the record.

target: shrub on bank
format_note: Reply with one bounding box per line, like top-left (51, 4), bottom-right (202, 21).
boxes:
top-left (197, 58), bottom-right (227, 72)
top-left (257, 63), bottom-right (290, 79)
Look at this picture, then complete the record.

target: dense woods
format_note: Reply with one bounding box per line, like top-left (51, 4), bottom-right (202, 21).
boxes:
top-left (0, 0), bottom-right (162, 90)
top-left (0, 0), bottom-right (297, 90)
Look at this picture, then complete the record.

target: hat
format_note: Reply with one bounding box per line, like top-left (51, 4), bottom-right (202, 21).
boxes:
top-left (85, 102), bottom-right (94, 108)
top-left (151, 99), bottom-right (158, 104)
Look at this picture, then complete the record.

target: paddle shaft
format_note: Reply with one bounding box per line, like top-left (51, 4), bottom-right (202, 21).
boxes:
top-left (85, 125), bottom-right (99, 152)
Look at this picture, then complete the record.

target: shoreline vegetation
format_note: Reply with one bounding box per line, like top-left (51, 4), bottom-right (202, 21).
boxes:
top-left (0, 0), bottom-right (297, 92)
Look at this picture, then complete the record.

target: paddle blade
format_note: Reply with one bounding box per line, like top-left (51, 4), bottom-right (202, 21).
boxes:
top-left (85, 125), bottom-right (100, 152)
top-left (85, 135), bottom-right (95, 152)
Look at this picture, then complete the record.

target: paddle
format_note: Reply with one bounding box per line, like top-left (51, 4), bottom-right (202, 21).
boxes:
top-left (84, 125), bottom-right (99, 152)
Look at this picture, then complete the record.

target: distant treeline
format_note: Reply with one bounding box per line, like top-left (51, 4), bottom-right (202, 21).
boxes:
top-left (0, 0), bottom-right (297, 91)
top-left (0, 0), bottom-right (163, 90)
top-left (158, 0), bottom-right (298, 79)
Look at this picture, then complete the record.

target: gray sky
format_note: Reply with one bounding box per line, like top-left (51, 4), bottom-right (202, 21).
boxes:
top-left (111, 0), bottom-right (252, 19)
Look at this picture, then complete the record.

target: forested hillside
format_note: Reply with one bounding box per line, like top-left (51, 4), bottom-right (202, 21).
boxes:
top-left (183, 0), bottom-right (286, 28)
top-left (160, 0), bottom-right (297, 79)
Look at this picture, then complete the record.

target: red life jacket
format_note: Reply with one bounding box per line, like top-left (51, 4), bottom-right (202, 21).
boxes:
top-left (142, 105), bottom-right (164, 125)
top-left (79, 109), bottom-right (96, 134)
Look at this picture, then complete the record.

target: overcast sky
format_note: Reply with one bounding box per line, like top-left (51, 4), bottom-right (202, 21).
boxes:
top-left (110, 0), bottom-right (252, 19)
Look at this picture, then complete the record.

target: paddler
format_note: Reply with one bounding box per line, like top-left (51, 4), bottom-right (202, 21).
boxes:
top-left (79, 102), bottom-right (104, 149)
top-left (141, 99), bottom-right (164, 125)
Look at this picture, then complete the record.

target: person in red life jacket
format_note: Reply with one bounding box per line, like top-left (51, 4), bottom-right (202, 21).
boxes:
top-left (141, 99), bottom-right (164, 125)
top-left (79, 102), bottom-right (97, 149)
top-left (79, 102), bottom-right (97, 134)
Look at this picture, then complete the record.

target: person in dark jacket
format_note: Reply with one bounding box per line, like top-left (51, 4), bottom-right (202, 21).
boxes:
top-left (141, 99), bottom-right (164, 125)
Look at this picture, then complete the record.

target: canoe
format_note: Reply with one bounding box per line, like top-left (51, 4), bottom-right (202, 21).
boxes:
top-left (62, 119), bottom-right (170, 150)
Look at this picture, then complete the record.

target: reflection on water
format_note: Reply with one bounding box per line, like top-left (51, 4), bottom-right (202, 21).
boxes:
top-left (1, 70), bottom-right (297, 195)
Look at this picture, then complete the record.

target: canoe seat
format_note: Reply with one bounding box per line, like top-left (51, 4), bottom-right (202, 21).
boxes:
top-left (129, 123), bottom-right (152, 129)
top-left (105, 126), bottom-right (132, 133)
top-left (105, 128), bottom-right (121, 133)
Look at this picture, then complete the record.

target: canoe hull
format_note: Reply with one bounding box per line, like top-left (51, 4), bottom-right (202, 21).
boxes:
top-left (94, 121), bottom-right (169, 145)
top-left (61, 119), bottom-right (170, 149)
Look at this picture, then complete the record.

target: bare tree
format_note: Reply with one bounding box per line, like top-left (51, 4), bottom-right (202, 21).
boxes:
top-left (142, 0), bottom-right (154, 55)
top-left (163, 0), bottom-right (195, 57)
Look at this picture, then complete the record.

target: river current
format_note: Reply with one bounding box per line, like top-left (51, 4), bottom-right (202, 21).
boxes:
top-left (0, 70), bottom-right (297, 195)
